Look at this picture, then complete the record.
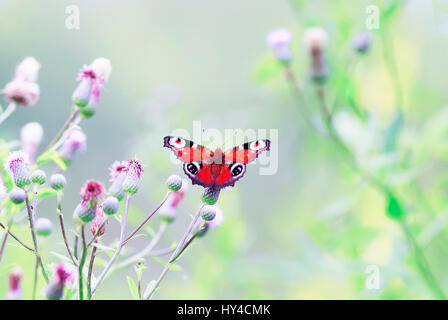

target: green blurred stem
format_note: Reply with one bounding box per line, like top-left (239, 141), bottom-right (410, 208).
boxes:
top-left (0, 221), bottom-right (34, 253)
top-left (78, 225), bottom-right (87, 300)
top-left (42, 107), bottom-right (79, 155)
top-left (400, 221), bottom-right (446, 299)
top-left (112, 221), bottom-right (167, 274)
top-left (380, 30), bottom-right (403, 111)
top-left (91, 194), bottom-right (131, 297)
top-left (170, 222), bottom-right (204, 263)
top-left (146, 204), bottom-right (204, 300)
top-left (121, 191), bottom-right (170, 246)
top-left (0, 103), bottom-right (17, 125)
top-left (0, 219), bottom-right (13, 264)
top-left (87, 239), bottom-right (98, 300)
top-left (312, 84), bottom-right (445, 299)
top-left (57, 193), bottom-right (77, 266)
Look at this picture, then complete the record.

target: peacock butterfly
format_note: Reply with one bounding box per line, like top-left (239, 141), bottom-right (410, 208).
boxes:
top-left (163, 136), bottom-right (270, 189)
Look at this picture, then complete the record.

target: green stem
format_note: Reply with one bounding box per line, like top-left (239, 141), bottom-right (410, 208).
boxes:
top-left (91, 194), bottom-right (131, 296)
top-left (147, 204), bottom-right (204, 300)
top-left (25, 191), bottom-right (49, 299)
top-left (400, 221), bottom-right (446, 299)
top-left (78, 225), bottom-right (87, 300)
top-left (87, 240), bottom-right (97, 300)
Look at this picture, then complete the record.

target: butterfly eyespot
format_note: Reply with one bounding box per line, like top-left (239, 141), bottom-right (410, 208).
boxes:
top-left (250, 140), bottom-right (265, 150)
top-left (185, 162), bottom-right (200, 175)
top-left (169, 137), bottom-right (186, 147)
top-left (230, 163), bottom-right (245, 177)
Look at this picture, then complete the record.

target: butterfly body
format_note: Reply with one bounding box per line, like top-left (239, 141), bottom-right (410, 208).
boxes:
top-left (163, 136), bottom-right (270, 190)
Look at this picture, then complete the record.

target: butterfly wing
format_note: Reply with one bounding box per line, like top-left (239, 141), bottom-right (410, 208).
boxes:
top-left (224, 139), bottom-right (271, 164)
top-left (182, 162), bottom-right (246, 189)
top-left (163, 136), bottom-right (213, 162)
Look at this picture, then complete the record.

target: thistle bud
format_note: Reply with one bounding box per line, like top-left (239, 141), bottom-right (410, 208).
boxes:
top-left (73, 58), bottom-right (111, 117)
top-left (304, 27), bottom-right (330, 83)
top-left (166, 174), bottom-right (182, 191)
top-left (159, 182), bottom-right (187, 223)
top-left (200, 205), bottom-right (216, 221)
top-left (103, 196), bottom-right (119, 215)
top-left (194, 205), bottom-right (224, 238)
top-left (108, 161), bottom-right (127, 201)
top-left (5, 267), bottom-right (22, 300)
top-left (74, 202), bottom-right (96, 223)
top-left (9, 187), bottom-right (26, 204)
top-left (31, 169), bottom-right (46, 185)
top-left (266, 28), bottom-right (293, 63)
top-left (122, 158), bottom-right (144, 195)
top-left (50, 174), bottom-right (66, 190)
top-left (4, 151), bottom-right (31, 188)
top-left (91, 205), bottom-right (107, 237)
top-left (75, 180), bottom-right (104, 223)
top-left (201, 187), bottom-right (220, 205)
top-left (58, 129), bottom-right (87, 162)
top-left (35, 218), bottom-right (53, 236)
top-left (43, 264), bottom-right (74, 300)
top-left (72, 78), bottom-right (91, 108)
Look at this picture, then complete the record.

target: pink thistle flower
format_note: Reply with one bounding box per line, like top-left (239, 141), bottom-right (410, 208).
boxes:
top-left (90, 205), bottom-right (108, 237)
top-left (74, 180), bottom-right (104, 223)
top-left (81, 180), bottom-right (104, 202)
top-left (43, 263), bottom-right (75, 300)
top-left (122, 158), bottom-right (144, 195)
top-left (2, 57), bottom-right (41, 106)
top-left (159, 181), bottom-right (187, 223)
top-left (5, 267), bottom-right (22, 300)
top-left (4, 151), bottom-right (31, 188)
top-left (109, 161), bottom-right (127, 182)
top-left (58, 129), bottom-right (87, 161)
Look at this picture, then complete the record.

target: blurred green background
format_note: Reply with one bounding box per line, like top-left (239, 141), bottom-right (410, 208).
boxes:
top-left (1, 0), bottom-right (448, 299)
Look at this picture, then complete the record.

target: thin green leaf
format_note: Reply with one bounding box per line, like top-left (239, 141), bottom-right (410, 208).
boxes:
top-left (127, 276), bottom-right (140, 300)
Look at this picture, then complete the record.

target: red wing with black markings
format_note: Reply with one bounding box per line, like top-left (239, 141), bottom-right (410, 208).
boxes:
top-left (163, 136), bottom-right (270, 189)
top-left (163, 136), bottom-right (213, 162)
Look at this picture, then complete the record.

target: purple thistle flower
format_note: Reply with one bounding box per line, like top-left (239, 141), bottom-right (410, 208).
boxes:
top-left (266, 28), bottom-right (293, 63)
top-left (122, 158), bottom-right (144, 195)
top-left (4, 151), bottom-right (31, 188)
top-left (5, 267), bottom-right (22, 300)
top-left (43, 264), bottom-right (75, 300)
top-left (58, 129), bottom-right (86, 161)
